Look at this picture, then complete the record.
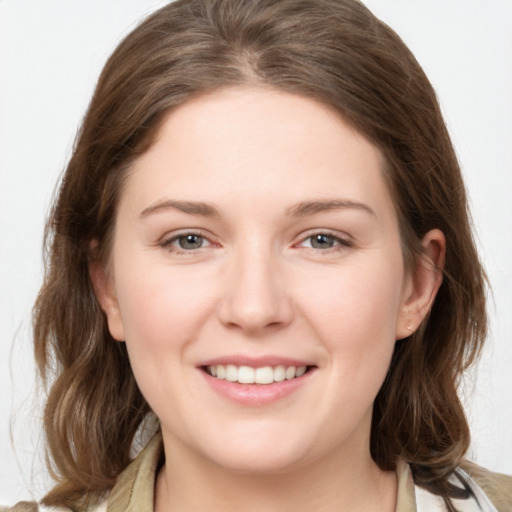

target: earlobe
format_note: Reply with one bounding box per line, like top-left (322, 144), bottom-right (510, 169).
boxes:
top-left (89, 260), bottom-right (126, 342)
top-left (396, 229), bottom-right (446, 339)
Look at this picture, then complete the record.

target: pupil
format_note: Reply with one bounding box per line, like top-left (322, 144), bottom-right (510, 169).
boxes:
top-left (312, 234), bottom-right (334, 249)
top-left (179, 234), bottom-right (202, 249)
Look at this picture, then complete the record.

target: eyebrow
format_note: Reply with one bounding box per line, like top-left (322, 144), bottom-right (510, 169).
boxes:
top-left (140, 198), bottom-right (376, 219)
top-left (140, 200), bottom-right (220, 218)
top-left (286, 199), bottom-right (376, 217)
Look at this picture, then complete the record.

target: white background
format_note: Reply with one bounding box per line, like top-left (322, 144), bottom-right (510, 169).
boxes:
top-left (1, 0), bottom-right (511, 505)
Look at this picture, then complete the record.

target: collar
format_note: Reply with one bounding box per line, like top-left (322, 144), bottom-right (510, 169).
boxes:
top-left (106, 433), bottom-right (163, 512)
top-left (104, 433), bottom-right (496, 512)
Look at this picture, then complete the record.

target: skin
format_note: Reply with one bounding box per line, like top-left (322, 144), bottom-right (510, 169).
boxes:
top-left (91, 87), bottom-right (444, 512)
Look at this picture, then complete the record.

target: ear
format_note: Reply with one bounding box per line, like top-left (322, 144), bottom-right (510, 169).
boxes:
top-left (89, 260), bottom-right (126, 342)
top-left (395, 229), bottom-right (446, 340)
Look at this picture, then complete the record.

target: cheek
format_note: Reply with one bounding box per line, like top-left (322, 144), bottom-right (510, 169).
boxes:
top-left (113, 266), bottom-right (219, 417)
top-left (111, 256), bottom-right (214, 384)
top-left (302, 258), bottom-right (403, 326)
top-left (116, 268), bottom-right (215, 348)
top-left (295, 257), bottom-right (404, 377)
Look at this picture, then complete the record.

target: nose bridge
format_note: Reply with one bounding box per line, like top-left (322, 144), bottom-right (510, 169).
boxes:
top-left (218, 236), bottom-right (292, 332)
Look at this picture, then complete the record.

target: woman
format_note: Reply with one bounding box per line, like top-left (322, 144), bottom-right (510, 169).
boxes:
top-left (5, 0), bottom-right (511, 511)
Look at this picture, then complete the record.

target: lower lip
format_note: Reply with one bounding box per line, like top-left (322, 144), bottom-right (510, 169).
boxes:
top-left (200, 369), bottom-right (315, 406)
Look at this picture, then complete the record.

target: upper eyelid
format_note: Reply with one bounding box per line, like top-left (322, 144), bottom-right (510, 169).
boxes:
top-left (295, 228), bottom-right (353, 243)
top-left (159, 229), bottom-right (216, 248)
top-left (160, 228), bottom-right (212, 240)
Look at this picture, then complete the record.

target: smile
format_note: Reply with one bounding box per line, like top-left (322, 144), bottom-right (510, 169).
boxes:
top-left (205, 364), bottom-right (309, 384)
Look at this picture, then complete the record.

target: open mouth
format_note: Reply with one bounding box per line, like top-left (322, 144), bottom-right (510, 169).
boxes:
top-left (202, 364), bottom-right (315, 385)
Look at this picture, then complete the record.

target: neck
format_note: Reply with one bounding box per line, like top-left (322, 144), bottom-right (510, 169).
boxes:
top-left (155, 434), bottom-right (397, 512)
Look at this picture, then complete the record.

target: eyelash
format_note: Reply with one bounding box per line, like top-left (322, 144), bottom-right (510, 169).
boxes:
top-left (159, 230), bottom-right (353, 254)
top-left (159, 230), bottom-right (214, 253)
top-left (296, 231), bottom-right (353, 252)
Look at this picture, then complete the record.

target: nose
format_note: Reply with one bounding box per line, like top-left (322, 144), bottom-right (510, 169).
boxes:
top-left (217, 245), bottom-right (294, 334)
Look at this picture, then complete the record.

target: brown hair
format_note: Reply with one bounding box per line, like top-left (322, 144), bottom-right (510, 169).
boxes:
top-left (34, 0), bottom-right (487, 509)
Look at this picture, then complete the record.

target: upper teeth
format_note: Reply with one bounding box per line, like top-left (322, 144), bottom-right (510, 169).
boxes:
top-left (208, 364), bottom-right (307, 385)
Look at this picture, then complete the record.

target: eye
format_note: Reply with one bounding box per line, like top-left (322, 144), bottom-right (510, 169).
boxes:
top-left (309, 234), bottom-right (336, 249)
top-left (177, 234), bottom-right (206, 250)
top-left (161, 232), bottom-right (212, 251)
top-left (298, 232), bottom-right (352, 250)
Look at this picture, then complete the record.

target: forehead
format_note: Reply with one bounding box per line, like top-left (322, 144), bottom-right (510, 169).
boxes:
top-left (122, 86), bottom-right (395, 223)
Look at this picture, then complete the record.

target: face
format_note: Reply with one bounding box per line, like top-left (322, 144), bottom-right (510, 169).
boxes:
top-left (93, 87), bottom-right (437, 475)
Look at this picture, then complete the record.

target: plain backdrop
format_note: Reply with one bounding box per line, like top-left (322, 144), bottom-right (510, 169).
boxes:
top-left (1, 0), bottom-right (511, 505)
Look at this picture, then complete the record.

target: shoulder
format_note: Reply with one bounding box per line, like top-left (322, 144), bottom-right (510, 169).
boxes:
top-left (397, 458), bottom-right (511, 512)
top-left (0, 504), bottom-right (43, 512)
top-left (0, 432), bottom-right (161, 512)
top-left (0, 499), bottom-right (107, 512)
top-left (0, 504), bottom-right (66, 512)
top-left (459, 460), bottom-right (512, 512)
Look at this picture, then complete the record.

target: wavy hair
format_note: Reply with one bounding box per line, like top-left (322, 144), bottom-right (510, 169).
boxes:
top-left (33, 1), bottom-right (487, 509)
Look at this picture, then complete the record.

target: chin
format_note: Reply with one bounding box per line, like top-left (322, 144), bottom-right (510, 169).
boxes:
top-left (194, 424), bottom-right (315, 475)
top-left (209, 446), bottom-right (307, 475)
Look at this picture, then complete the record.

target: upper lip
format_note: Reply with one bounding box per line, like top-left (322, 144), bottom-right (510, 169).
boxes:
top-left (198, 355), bottom-right (315, 368)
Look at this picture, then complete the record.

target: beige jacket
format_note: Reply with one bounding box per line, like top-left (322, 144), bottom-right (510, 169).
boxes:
top-left (4, 434), bottom-right (512, 512)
